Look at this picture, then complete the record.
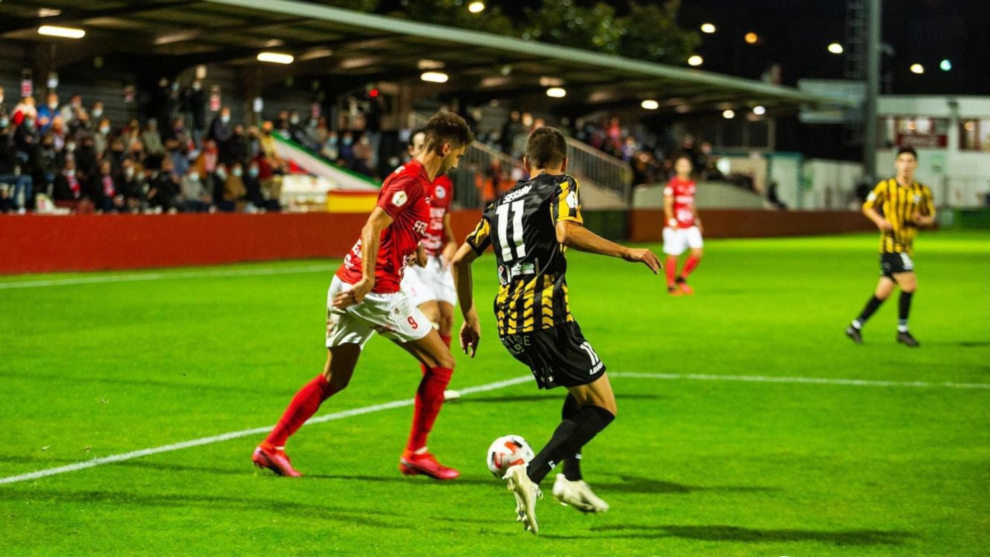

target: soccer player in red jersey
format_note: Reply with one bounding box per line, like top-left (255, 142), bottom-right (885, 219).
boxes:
top-left (252, 112), bottom-right (472, 480)
top-left (400, 129), bottom-right (458, 358)
top-left (662, 155), bottom-right (703, 295)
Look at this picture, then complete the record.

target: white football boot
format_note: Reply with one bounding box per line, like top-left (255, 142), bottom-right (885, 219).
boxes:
top-left (502, 464), bottom-right (542, 534)
top-left (552, 474), bottom-right (610, 513)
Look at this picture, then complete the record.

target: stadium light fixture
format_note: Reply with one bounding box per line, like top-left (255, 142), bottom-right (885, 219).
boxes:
top-left (641, 99), bottom-right (659, 110)
top-left (722, 109), bottom-right (735, 119)
top-left (744, 32), bottom-right (758, 44)
top-left (687, 55), bottom-right (703, 67)
top-left (468, 1), bottom-right (485, 14)
top-left (546, 87), bottom-right (566, 98)
top-left (257, 52), bottom-right (294, 64)
top-left (940, 59), bottom-right (952, 71)
top-left (827, 42), bottom-right (844, 54)
top-left (910, 63), bottom-right (924, 74)
top-left (700, 23), bottom-right (716, 34)
top-left (752, 105), bottom-right (766, 116)
top-left (38, 25), bottom-right (85, 39)
top-left (421, 71), bottom-right (449, 83)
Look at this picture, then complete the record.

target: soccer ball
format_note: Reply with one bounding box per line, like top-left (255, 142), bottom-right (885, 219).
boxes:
top-left (486, 435), bottom-right (534, 477)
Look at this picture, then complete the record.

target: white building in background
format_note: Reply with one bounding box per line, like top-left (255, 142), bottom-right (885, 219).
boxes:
top-left (876, 96), bottom-right (990, 209)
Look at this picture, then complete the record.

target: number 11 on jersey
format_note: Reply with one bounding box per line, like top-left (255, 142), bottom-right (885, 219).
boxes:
top-left (496, 200), bottom-right (527, 262)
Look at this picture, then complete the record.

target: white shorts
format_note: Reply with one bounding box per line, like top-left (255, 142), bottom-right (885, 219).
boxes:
top-left (325, 276), bottom-right (432, 348)
top-left (400, 257), bottom-right (457, 307)
top-left (663, 226), bottom-right (703, 256)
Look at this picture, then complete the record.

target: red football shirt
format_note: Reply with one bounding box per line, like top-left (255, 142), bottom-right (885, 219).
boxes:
top-left (422, 174), bottom-right (452, 256)
top-left (336, 160), bottom-right (432, 293)
top-left (664, 176), bottom-right (697, 229)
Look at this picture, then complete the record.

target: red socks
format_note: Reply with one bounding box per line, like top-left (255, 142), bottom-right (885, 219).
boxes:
top-left (265, 374), bottom-right (337, 447)
top-left (407, 366), bottom-right (453, 451)
top-left (681, 255), bottom-right (701, 279)
top-left (665, 256), bottom-right (678, 288)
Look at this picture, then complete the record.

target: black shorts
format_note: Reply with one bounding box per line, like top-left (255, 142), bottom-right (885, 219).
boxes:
top-left (880, 252), bottom-right (915, 278)
top-left (499, 321), bottom-right (606, 390)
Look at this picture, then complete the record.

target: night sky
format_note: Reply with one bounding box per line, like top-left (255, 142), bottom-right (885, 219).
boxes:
top-left (475, 0), bottom-right (990, 95)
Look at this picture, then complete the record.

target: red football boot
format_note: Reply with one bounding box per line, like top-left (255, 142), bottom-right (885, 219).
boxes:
top-left (252, 444), bottom-right (301, 477)
top-left (399, 449), bottom-right (460, 480)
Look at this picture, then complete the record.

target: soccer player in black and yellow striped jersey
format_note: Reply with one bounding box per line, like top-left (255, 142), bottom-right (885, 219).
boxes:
top-left (846, 147), bottom-right (935, 347)
top-left (452, 127), bottom-right (660, 533)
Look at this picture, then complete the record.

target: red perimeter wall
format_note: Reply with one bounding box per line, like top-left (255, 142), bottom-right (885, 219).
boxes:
top-left (0, 209), bottom-right (870, 275)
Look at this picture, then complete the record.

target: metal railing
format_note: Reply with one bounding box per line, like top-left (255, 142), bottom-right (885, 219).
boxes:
top-left (564, 138), bottom-right (633, 202)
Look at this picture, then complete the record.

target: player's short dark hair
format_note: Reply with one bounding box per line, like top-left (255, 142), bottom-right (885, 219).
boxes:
top-left (526, 126), bottom-right (567, 169)
top-left (896, 146), bottom-right (918, 160)
top-left (424, 112), bottom-right (473, 155)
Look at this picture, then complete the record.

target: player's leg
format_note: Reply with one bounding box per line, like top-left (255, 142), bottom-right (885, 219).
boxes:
top-left (397, 329), bottom-right (459, 479)
top-left (893, 270), bottom-right (919, 346)
top-left (847, 271), bottom-right (897, 343)
top-left (252, 279), bottom-right (370, 476)
top-left (662, 227), bottom-right (685, 295)
top-left (677, 227), bottom-right (703, 294)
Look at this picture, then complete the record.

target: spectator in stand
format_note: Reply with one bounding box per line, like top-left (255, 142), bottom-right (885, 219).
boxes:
top-left (11, 96), bottom-right (37, 127)
top-left (242, 160), bottom-right (270, 210)
top-left (208, 107), bottom-right (233, 155)
top-left (142, 119), bottom-right (166, 157)
top-left (49, 116), bottom-right (67, 152)
top-left (322, 129), bottom-right (339, 161)
top-left (252, 151), bottom-right (281, 205)
top-left (59, 93), bottom-right (86, 131)
top-left (0, 115), bottom-right (33, 212)
top-left (90, 101), bottom-right (104, 125)
top-left (15, 111), bottom-right (39, 158)
top-left (74, 134), bottom-right (100, 180)
top-left (179, 169), bottom-right (212, 213)
top-left (90, 159), bottom-right (125, 213)
top-left (146, 156), bottom-right (180, 213)
top-left (151, 78), bottom-right (177, 131)
top-left (36, 92), bottom-right (60, 133)
top-left (93, 118), bottom-right (112, 157)
top-left (0, 86), bottom-right (7, 118)
top-left (351, 133), bottom-right (374, 177)
top-left (105, 136), bottom-right (127, 175)
top-left (29, 132), bottom-right (58, 201)
top-left (339, 131), bottom-right (355, 163)
top-left (118, 157), bottom-right (145, 213)
top-left (217, 162), bottom-right (246, 212)
top-left (122, 119), bottom-right (142, 155)
top-left (53, 157), bottom-right (84, 204)
top-left (194, 138), bottom-right (220, 196)
top-left (185, 80), bottom-right (207, 143)
top-left (221, 123), bottom-right (249, 166)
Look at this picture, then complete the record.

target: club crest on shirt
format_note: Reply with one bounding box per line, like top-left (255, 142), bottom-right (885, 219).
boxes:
top-left (391, 191), bottom-right (408, 207)
top-left (434, 185), bottom-right (446, 199)
top-left (566, 190), bottom-right (579, 209)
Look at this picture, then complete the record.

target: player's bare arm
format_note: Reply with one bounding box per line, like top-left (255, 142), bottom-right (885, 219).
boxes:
top-left (440, 213), bottom-right (458, 269)
top-left (863, 206), bottom-right (892, 231)
top-left (451, 242), bottom-right (481, 357)
top-left (555, 220), bottom-right (661, 274)
top-left (333, 207), bottom-right (392, 308)
top-left (663, 194), bottom-right (675, 229)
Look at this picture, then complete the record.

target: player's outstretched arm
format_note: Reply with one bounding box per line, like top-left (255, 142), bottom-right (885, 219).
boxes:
top-left (555, 220), bottom-right (661, 274)
top-left (333, 207), bottom-right (392, 309)
top-left (451, 242), bottom-right (481, 357)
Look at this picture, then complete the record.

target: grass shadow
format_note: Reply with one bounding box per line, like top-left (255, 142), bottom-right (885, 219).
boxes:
top-left (597, 474), bottom-right (779, 494)
top-left (580, 524), bottom-right (914, 545)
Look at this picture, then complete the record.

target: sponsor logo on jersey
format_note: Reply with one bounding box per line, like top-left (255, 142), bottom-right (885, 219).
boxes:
top-left (392, 191), bottom-right (408, 207)
top-left (413, 220), bottom-right (428, 234)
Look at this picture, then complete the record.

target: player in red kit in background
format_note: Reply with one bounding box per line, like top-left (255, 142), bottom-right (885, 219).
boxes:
top-left (400, 129), bottom-right (459, 381)
top-left (663, 155), bottom-right (703, 295)
top-left (251, 112), bottom-right (472, 480)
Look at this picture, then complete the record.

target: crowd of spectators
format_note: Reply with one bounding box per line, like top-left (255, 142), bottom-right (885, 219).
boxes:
top-left (0, 83), bottom-right (325, 214)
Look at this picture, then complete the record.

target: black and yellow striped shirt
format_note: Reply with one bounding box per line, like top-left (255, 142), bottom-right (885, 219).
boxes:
top-left (863, 178), bottom-right (935, 255)
top-left (465, 173), bottom-right (583, 336)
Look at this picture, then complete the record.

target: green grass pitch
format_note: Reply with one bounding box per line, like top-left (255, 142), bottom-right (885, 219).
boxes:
top-left (1, 230), bottom-right (987, 556)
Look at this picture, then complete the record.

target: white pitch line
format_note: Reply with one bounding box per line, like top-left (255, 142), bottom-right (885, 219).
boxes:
top-left (1, 371), bottom-right (985, 486)
top-left (0, 265), bottom-right (331, 290)
top-left (610, 372), bottom-right (990, 390)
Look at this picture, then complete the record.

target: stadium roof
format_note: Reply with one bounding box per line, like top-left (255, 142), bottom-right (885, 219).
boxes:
top-left (0, 0), bottom-right (854, 115)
